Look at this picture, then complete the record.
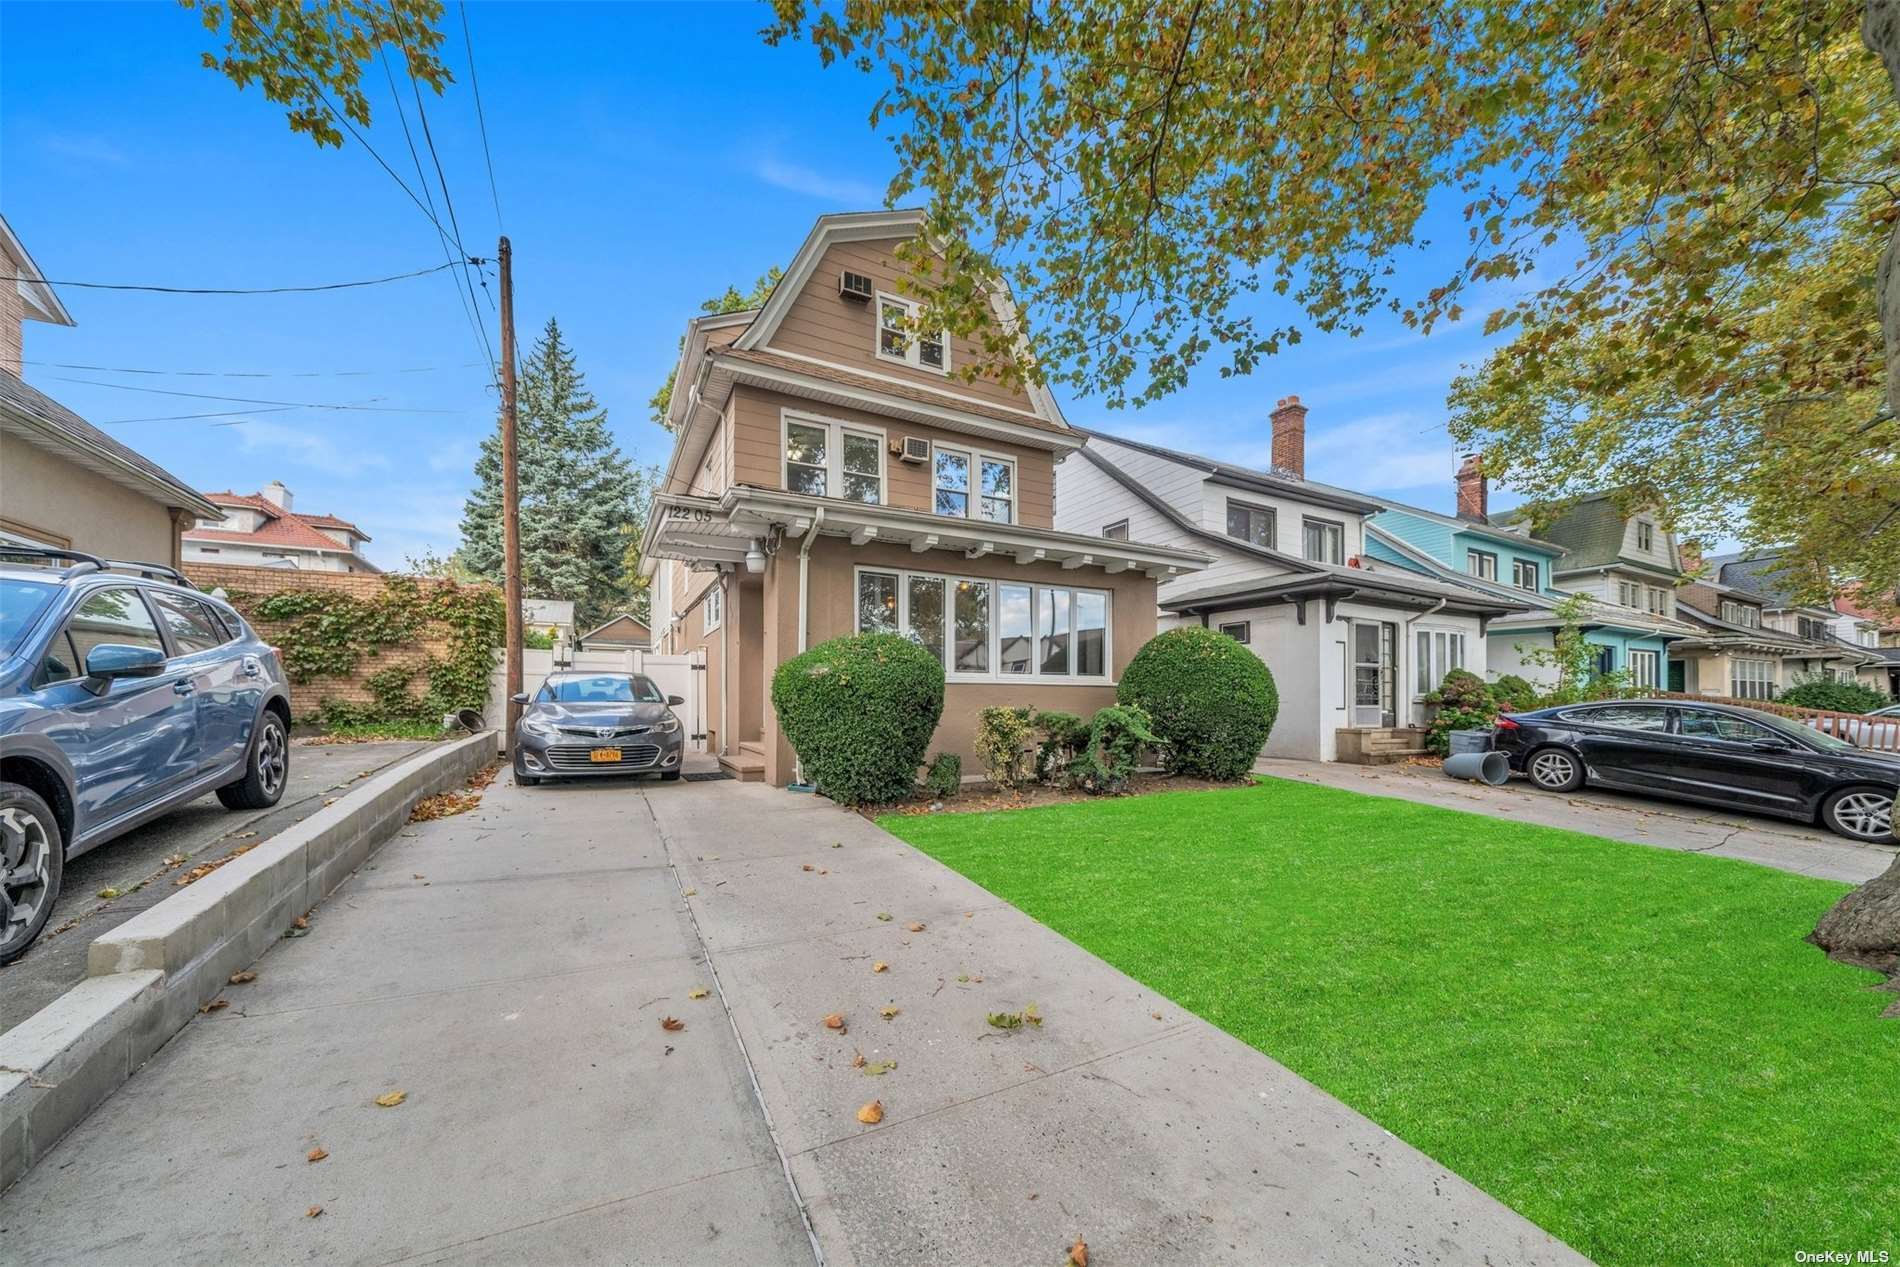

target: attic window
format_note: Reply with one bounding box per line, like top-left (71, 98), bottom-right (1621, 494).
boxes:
top-left (876, 294), bottom-right (948, 374)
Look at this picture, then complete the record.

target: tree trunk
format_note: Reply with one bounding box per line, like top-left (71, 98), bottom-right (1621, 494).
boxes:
top-left (1870, 0), bottom-right (1900, 419)
top-left (1809, 852), bottom-right (1900, 1015)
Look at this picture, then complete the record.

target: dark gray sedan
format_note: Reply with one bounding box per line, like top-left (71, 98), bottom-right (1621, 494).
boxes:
top-left (510, 672), bottom-right (685, 786)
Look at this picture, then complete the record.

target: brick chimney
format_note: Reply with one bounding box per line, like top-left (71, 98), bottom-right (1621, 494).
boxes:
top-left (1270, 395), bottom-right (1307, 478)
top-left (1454, 454), bottom-right (1487, 522)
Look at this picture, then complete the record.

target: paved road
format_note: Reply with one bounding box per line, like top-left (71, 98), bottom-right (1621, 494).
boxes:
top-left (0, 739), bottom-right (431, 1034)
top-left (1258, 757), bottom-right (1896, 884)
top-left (0, 773), bottom-right (1581, 1266)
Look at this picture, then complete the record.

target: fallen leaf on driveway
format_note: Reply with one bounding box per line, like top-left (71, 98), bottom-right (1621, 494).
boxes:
top-left (856, 1099), bottom-right (884, 1125)
top-left (1151, 1011), bottom-right (1164, 1020)
top-left (292, 915), bottom-right (309, 930)
top-left (97, 887), bottom-right (121, 900)
top-left (229, 971), bottom-right (257, 984)
top-left (905, 922), bottom-right (925, 933)
top-left (307, 1147), bottom-right (328, 1163)
top-left (683, 888), bottom-right (698, 896)
top-left (862, 1060), bottom-right (896, 1076)
top-left (823, 1012), bottom-right (846, 1030)
top-left (802, 864), bottom-right (814, 872)
top-left (687, 988), bottom-right (709, 1000)
top-left (306, 1205), bottom-right (323, 1219)
top-left (177, 842), bottom-right (259, 887)
top-left (831, 842), bottom-right (842, 848)
top-left (879, 1006), bottom-right (900, 1020)
top-left (1069, 1237), bottom-right (1088, 1266)
top-left (872, 962), bottom-right (888, 974)
top-left (199, 998), bottom-right (230, 1014)
top-left (374, 1091), bottom-right (407, 1108)
top-left (987, 1011), bottom-right (1023, 1031)
top-left (850, 1049), bottom-right (866, 1069)
top-left (875, 912), bottom-right (893, 922)
top-left (660, 1016), bottom-right (685, 1032)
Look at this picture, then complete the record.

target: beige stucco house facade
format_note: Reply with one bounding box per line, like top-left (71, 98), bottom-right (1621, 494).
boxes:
top-left (0, 215), bottom-right (220, 566)
top-left (643, 210), bottom-right (1206, 784)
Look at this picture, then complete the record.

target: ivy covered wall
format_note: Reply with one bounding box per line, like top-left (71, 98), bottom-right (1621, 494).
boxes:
top-left (184, 564), bottom-right (506, 728)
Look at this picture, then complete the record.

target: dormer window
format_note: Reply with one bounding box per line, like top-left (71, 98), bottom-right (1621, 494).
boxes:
top-left (1636, 520), bottom-right (1654, 552)
top-left (876, 294), bottom-right (947, 373)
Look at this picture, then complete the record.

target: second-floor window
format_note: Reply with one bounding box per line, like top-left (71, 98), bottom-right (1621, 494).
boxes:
top-left (876, 294), bottom-right (947, 373)
top-left (1512, 559), bottom-right (1539, 591)
top-left (1302, 518), bottom-right (1343, 564)
top-left (932, 446), bottom-right (1014, 523)
top-left (1636, 520), bottom-right (1655, 552)
top-left (1798, 616), bottom-right (1828, 641)
top-left (1102, 519), bottom-right (1129, 541)
top-left (1467, 550), bottom-right (1498, 581)
top-left (1226, 500), bottom-right (1275, 548)
top-left (785, 415), bottom-right (883, 503)
top-left (1720, 599), bottom-right (1761, 627)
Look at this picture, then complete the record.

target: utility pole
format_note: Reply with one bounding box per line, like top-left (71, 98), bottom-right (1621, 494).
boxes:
top-left (498, 236), bottom-right (523, 742)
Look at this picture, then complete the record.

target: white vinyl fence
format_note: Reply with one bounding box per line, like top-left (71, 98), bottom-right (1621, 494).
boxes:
top-left (486, 645), bottom-right (707, 751)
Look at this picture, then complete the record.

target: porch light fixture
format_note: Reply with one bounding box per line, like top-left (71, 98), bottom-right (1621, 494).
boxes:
top-left (745, 539), bottom-right (766, 574)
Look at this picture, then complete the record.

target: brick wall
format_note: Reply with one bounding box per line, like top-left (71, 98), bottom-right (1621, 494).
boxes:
top-left (186, 563), bottom-right (493, 721)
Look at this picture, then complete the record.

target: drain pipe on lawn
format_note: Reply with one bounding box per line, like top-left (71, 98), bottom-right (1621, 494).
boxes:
top-left (789, 507), bottom-right (825, 791)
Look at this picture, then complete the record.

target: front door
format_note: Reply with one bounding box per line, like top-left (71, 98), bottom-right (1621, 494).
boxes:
top-left (1351, 620), bottom-right (1396, 727)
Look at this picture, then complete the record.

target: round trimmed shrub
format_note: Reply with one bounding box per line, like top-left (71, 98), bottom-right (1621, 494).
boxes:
top-left (1777, 676), bottom-right (1889, 714)
top-left (1117, 627), bottom-right (1278, 779)
top-left (770, 633), bottom-right (945, 805)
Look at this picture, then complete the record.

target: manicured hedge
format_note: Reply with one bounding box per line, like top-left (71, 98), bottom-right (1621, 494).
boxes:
top-left (1776, 677), bottom-right (1890, 715)
top-left (1117, 627), bottom-right (1278, 779)
top-left (770, 633), bottom-right (945, 805)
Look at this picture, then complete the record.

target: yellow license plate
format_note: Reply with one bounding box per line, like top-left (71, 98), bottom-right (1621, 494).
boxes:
top-left (589, 748), bottom-right (622, 763)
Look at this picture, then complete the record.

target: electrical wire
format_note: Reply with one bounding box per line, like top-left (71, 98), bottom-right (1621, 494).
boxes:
top-left (460, 1), bottom-right (504, 233)
top-left (24, 359), bottom-right (486, 379)
top-left (46, 375), bottom-right (463, 414)
top-left (0, 261), bottom-right (468, 295)
top-left (98, 406), bottom-right (310, 426)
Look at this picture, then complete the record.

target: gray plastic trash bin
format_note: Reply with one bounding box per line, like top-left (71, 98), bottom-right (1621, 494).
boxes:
top-left (1443, 751), bottom-right (1511, 785)
top-left (1447, 729), bottom-right (1493, 755)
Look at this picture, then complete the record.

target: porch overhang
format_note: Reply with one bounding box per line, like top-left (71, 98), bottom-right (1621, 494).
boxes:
top-left (642, 488), bottom-right (1210, 581)
top-left (1161, 573), bottom-right (1528, 621)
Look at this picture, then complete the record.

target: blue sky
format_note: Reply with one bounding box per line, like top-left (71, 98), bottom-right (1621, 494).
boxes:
top-left (3, 1), bottom-right (1528, 569)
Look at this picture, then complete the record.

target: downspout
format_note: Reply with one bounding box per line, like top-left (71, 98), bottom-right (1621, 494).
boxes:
top-left (792, 507), bottom-right (825, 787)
top-left (718, 570), bottom-right (730, 760)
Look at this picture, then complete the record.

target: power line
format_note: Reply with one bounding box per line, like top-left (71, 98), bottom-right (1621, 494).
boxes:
top-left (25, 359), bottom-right (485, 380)
top-left (47, 375), bottom-right (464, 414)
top-left (0, 261), bottom-right (472, 295)
top-left (460, 1), bottom-right (504, 232)
top-left (99, 405), bottom-right (310, 427)
top-left (398, 23), bottom-right (497, 339)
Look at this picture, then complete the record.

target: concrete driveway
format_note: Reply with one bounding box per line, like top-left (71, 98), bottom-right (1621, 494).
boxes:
top-left (1, 772), bottom-right (1583, 1266)
top-left (1257, 757), bottom-right (1896, 884)
top-left (0, 738), bottom-right (432, 1035)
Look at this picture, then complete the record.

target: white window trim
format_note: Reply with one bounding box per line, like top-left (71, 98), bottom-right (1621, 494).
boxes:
top-left (703, 582), bottom-right (723, 634)
top-left (1628, 648), bottom-right (1660, 688)
top-left (1512, 558), bottom-right (1539, 591)
top-left (1413, 625), bottom-right (1468, 699)
top-left (1102, 518), bottom-right (1130, 541)
top-left (1466, 549), bottom-right (1499, 581)
top-left (874, 292), bottom-right (950, 375)
top-left (852, 563), bottom-right (1113, 685)
top-left (1301, 516), bottom-right (1344, 565)
top-left (781, 409), bottom-right (887, 504)
top-left (929, 441), bottom-right (1016, 525)
top-left (1225, 497), bottom-right (1276, 550)
top-left (1218, 620), bottom-right (1251, 644)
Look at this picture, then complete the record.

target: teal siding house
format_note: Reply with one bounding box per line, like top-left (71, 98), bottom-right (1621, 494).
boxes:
top-left (1363, 465), bottom-right (1695, 691)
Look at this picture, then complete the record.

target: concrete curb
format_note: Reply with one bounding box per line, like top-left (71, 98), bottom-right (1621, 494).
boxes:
top-left (0, 730), bottom-right (497, 1192)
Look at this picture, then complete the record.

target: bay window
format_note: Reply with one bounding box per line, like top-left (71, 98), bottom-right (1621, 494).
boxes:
top-left (1730, 658), bottom-right (1775, 700)
top-left (857, 567), bottom-right (1109, 681)
top-left (933, 445), bottom-right (1015, 523)
top-left (784, 413), bottom-right (884, 503)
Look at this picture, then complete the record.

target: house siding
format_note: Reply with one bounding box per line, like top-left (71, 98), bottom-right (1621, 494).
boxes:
top-left (0, 433), bottom-right (181, 566)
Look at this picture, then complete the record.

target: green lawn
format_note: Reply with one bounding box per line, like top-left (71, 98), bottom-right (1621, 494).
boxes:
top-left (881, 778), bottom-right (1899, 1266)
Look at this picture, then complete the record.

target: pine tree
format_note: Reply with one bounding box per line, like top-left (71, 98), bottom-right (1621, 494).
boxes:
top-left (458, 318), bottom-right (655, 625)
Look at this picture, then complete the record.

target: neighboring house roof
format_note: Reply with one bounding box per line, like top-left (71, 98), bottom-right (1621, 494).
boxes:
top-left (1159, 564), bottom-right (1531, 619)
top-left (1075, 444), bottom-right (1328, 575)
top-left (1707, 549), bottom-right (1831, 611)
top-left (297, 512), bottom-right (366, 535)
top-left (1364, 523), bottom-right (1565, 605)
top-left (1833, 585), bottom-right (1900, 627)
top-left (0, 370), bottom-right (220, 519)
top-left (1370, 496), bottom-right (1569, 556)
top-left (1079, 428), bottom-right (1381, 516)
top-left (1, 214), bottom-right (76, 328)
top-left (579, 613), bottom-right (650, 644)
top-left (186, 490), bottom-right (379, 568)
top-left (1673, 599), bottom-right (1815, 651)
top-left (1494, 492), bottom-right (1673, 574)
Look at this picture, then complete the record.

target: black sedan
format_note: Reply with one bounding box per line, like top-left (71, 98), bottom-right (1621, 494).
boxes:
top-left (1490, 699), bottom-right (1897, 842)
top-left (509, 672), bottom-right (686, 786)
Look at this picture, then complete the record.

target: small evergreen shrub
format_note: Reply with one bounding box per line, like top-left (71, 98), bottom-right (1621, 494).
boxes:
top-left (1423, 668), bottom-right (1500, 756)
top-left (924, 752), bottom-right (962, 798)
top-left (1777, 676), bottom-right (1889, 714)
top-left (770, 633), bottom-right (945, 806)
top-left (1031, 710), bottom-right (1090, 784)
top-left (1490, 673), bottom-right (1540, 714)
top-left (1072, 705), bottom-right (1161, 794)
top-left (1118, 627), bottom-right (1278, 780)
top-left (974, 706), bottom-right (1034, 788)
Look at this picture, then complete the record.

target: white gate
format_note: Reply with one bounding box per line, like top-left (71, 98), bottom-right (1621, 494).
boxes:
top-left (488, 646), bottom-right (707, 751)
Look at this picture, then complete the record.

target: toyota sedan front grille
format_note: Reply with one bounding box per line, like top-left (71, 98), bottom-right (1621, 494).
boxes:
top-left (555, 725), bottom-right (651, 739)
top-left (546, 744), bottom-right (662, 770)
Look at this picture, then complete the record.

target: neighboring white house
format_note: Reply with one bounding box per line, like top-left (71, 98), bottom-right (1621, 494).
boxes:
top-left (522, 597), bottom-right (575, 643)
top-left (1053, 397), bottom-right (1529, 762)
top-left (182, 482), bottom-right (379, 573)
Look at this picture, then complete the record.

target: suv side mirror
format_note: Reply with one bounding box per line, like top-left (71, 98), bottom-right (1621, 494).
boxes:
top-left (510, 692), bottom-right (531, 705)
top-left (667, 695), bottom-right (685, 707)
top-left (84, 644), bottom-right (166, 695)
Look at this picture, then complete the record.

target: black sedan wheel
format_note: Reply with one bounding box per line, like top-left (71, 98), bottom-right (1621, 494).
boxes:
top-left (1821, 787), bottom-right (1895, 843)
top-left (1526, 747), bottom-right (1585, 793)
top-left (0, 783), bottom-right (63, 966)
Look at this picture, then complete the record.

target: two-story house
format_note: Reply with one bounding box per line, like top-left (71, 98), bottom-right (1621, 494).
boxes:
top-left (1050, 399), bottom-right (1527, 763)
top-left (1367, 466), bottom-right (1696, 692)
top-left (182, 483), bottom-right (379, 573)
top-left (1706, 549), bottom-right (1886, 694)
top-left (1669, 547), bottom-right (1818, 699)
top-left (1831, 586), bottom-right (1900, 699)
top-left (640, 210), bottom-right (1208, 785)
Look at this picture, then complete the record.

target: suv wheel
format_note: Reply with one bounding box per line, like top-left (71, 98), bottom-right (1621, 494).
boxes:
top-left (1821, 787), bottom-right (1894, 843)
top-left (1, 783), bottom-right (64, 966)
top-left (218, 712), bottom-right (289, 811)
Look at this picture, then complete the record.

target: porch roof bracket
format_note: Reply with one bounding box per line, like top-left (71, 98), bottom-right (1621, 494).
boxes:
top-left (1284, 595), bottom-right (1307, 626)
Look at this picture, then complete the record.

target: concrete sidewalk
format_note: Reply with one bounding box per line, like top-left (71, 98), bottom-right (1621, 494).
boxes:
top-left (649, 781), bottom-right (1586, 1267)
top-left (0, 776), bottom-right (815, 1267)
top-left (1260, 757), bottom-right (1896, 884)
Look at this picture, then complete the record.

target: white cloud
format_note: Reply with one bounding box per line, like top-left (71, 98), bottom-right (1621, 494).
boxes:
top-left (232, 420), bottom-right (391, 478)
top-left (754, 157), bottom-right (883, 207)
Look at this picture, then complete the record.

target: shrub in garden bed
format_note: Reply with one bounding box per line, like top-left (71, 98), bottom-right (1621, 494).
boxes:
top-left (1118, 627), bottom-right (1278, 779)
top-left (771, 633), bottom-right (944, 805)
top-left (1777, 676), bottom-right (1889, 715)
top-left (1422, 668), bottom-right (1500, 756)
top-left (924, 752), bottom-right (962, 798)
top-left (974, 705), bottom-right (1034, 788)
